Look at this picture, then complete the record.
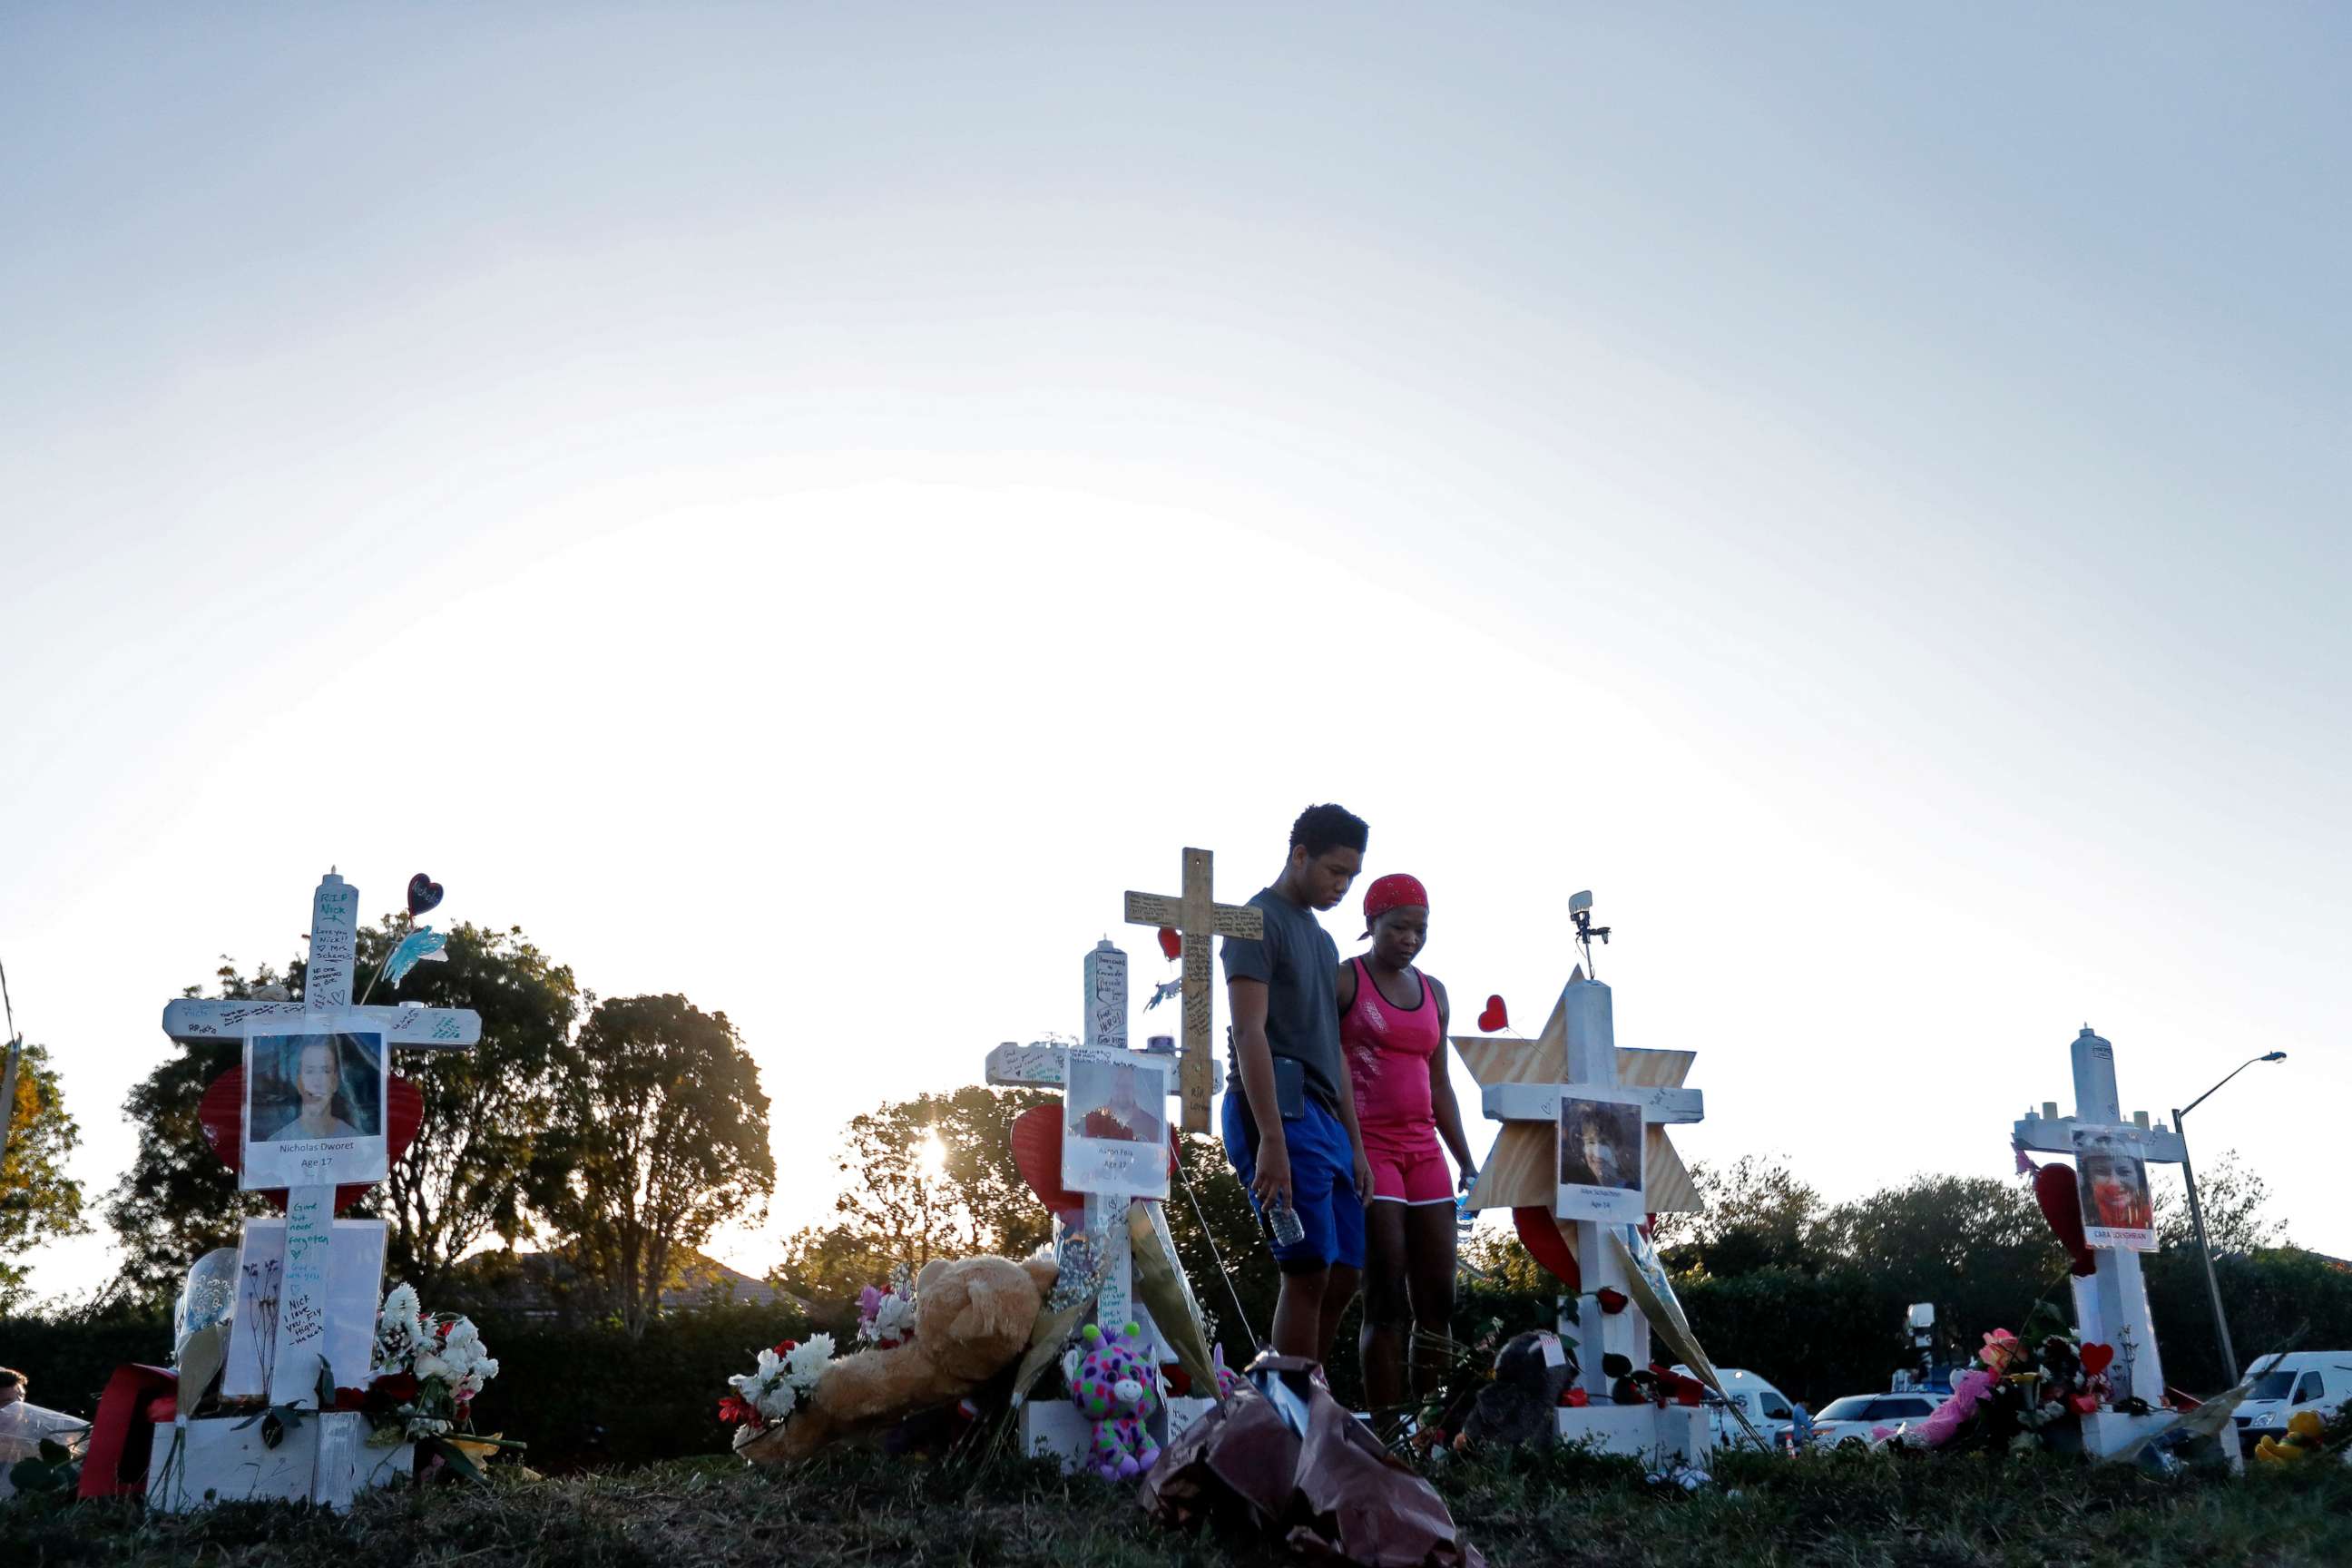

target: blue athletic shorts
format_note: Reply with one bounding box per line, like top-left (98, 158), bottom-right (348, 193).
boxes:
top-left (1222, 1089), bottom-right (1366, 1274)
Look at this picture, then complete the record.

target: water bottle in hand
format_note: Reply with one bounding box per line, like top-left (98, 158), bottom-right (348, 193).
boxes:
top-left (1268, 1194), bottom-right (1307, 1248)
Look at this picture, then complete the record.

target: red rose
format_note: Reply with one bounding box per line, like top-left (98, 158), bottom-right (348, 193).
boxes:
top-left (370, 1374), bottom-right (421, 1405)
top-left (1595, 1289), bottom-right (1629, 1315)
top-left (773, 1339), bottom-right (798, 1356)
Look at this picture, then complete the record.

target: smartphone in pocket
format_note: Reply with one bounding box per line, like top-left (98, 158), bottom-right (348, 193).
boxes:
top-left (1271, 1055), bottom-right (1308, 1121)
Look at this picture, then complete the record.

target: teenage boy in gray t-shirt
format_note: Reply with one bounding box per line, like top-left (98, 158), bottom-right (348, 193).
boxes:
top-left (1221, 802), bottom-right (1372, 1362)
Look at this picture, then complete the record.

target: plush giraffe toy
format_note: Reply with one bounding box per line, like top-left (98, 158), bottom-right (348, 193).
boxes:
top-left (1069, 1322), bottom-right (1161, 1480)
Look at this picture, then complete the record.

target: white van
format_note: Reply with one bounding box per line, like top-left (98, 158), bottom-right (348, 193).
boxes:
top-left (2233, 1351), bottom-right (2352, 1449)
top-left (1671, 1365), bottom-right (1798, 1447)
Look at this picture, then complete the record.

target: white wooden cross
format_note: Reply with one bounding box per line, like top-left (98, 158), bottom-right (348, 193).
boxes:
top-left (158, 871), bottom-right (481, 1407)
top-left (2013, 1025), bottom-right (2180, 1407)
top-left (1461, 963), bottom-right (1705, 1403)
top-left (984, 940), bottom-right (1220, 1353)
top-left (1123, 847), bottom-right (1261, 1135)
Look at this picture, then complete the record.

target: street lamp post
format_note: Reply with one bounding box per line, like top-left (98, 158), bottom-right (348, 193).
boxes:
top-left (2172, 1051), bottom-right (2287, 1387)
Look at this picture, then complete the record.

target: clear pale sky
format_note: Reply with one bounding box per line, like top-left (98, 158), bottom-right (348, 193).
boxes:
top-left (5, 5), bottom-right (2347, 1302)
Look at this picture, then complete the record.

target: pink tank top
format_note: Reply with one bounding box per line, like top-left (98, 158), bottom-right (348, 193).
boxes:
top-left (1340, 956), bottom-right (1441, 1133)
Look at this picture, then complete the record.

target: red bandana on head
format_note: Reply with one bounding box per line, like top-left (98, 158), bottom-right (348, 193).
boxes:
top-left (1359, 872), bottom-right (1429, 937)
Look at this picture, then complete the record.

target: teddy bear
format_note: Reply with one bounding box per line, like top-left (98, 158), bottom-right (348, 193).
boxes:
top-left (740, 1252), bottom-right (1057, 1465)
top-left (1453, 1329), bottom-right (1577, 1450)
top-left (1068, 1321), bottom-right (1162, 1480)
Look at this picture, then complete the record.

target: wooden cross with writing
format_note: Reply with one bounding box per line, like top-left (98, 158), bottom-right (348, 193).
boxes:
top-left (160, 872), bottom-right (480, 1407)
top-left (1123, 848), bottom-right (1260, 1135)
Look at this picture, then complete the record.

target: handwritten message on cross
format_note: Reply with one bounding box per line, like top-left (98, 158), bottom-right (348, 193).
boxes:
top-left (1123, 847), bottom-right (1260, 1135)
top-left (160, 871), bottom-right (480, 1407)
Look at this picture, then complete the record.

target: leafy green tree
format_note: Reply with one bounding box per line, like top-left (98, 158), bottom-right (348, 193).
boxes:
top-left (1, 1040), bottom-right (87, 1310)
top-left (777, 1084), bottom-right (1056, 1301)
top-left (104, 961), bottom-right (285, 1301)
top-left (2155, 1150), bottom-right (2285, 1257)
top-left (1657, 1155), bottom-right (1826, 1278)
top-left (359, 918), bottom-right (581, 1289)
top-left (1817, 1173), bottom-right (2063, 1298)
top-left (106, 920), bottom-right (580, 1301)
top-left (531, 995), bottom-right (775, 1340)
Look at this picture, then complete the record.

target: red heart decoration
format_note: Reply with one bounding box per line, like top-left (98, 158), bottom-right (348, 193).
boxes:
top-left (200, 1068), bottom-right (422, 1213)
top-left (407, 873), bottom-right (445, 917)
top-left (1157, 926), bottom-right (1182, 963)
top-left (2080, 1342), bottom-right (2114, 1377)
top-left (1477, 995), bottom-right (1508, 1033)
top-left (2032, 1163), bottom-right (2098, 1277)
top-left (1513, 1205), bottom-right (1580, 1292)
top-left (1010, 1103), bottom-right (1084, 1217)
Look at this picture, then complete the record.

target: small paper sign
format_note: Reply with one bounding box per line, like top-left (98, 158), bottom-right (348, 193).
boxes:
top-left (1062, 1047), bottom-right (1171, 1200)
top-left (1538, 1331), bottom-right (1566, 1368)
top-left (2073, 1124), bottom-right (2155, 1251)
top-left (1555, 1087), bottom-right (1646, 1224)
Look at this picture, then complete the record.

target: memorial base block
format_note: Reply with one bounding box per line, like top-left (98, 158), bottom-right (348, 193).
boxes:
top-left (1015, 1396), bottom-right (1219, 1473)
top-left (147, 1412), bottom-right (414, 1513)
top-left (1553, 1404), bottom-right (1713, 1466)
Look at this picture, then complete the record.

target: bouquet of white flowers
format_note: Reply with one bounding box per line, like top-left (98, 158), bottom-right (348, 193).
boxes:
top-left (367, 1283), bottom-right (507, 1465)
top-left (720, 1335), bottom-right (837, 1452)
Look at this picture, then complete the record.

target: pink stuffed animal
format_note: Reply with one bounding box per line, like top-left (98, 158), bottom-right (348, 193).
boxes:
top-left (1070, 1322), bottom-right (1161, 1480)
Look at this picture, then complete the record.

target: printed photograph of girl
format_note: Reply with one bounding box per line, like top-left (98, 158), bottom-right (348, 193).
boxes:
top-left (241, 1024), bottom-right (389, 1189)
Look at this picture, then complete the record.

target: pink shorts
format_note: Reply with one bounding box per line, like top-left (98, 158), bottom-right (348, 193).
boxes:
top-left (1364, 1130), bottom-right (1454, 1204)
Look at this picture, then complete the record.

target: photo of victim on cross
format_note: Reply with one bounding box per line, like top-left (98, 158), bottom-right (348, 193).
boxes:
top-left (1555, 1092), bottom-right (1645, 1223)
top-left (1062, 1047), bottom-right (1171, 1200)
top-left (240, 1018), bottom-right (390, 1190)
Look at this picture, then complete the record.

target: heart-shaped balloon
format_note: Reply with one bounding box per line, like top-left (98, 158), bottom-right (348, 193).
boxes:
top-left (2032, 1163), bottom-right (2098, 1277)
top-left (2080, 1342), bottom-right (2115, 1377)
top-left (1477, 995), bottom-right (1509, 1033)
top-left (407, 873), bottom-right (444, 917)
top-left (200, 1068), bottom-right (422, 1213)
top-left (1010, 1103), bottom-right (1084, 1217)
top-left (1514, 1204), bottom-right (1581, 1292)
top-left (1157, 926), bottom-right (1182, 963)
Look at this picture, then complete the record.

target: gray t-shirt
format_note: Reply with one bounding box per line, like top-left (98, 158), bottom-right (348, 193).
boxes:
top-left (1220, 887), bottom-right (1344, 1113)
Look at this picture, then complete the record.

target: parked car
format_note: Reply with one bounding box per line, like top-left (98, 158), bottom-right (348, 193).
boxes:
top-left (1803, 1389), bottom-right (1947, 1447)
top-left (2232, 1351), bottom-right (2352, 1452)
top-left (1668, 1365), bottom-right (1798, 1447)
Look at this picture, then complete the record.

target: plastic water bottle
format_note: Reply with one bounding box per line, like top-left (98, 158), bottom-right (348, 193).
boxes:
top-left (1454, 1193), bottom-right (1476, 1246)
top-left (1268, 1194), bottom-right (1307, 1248)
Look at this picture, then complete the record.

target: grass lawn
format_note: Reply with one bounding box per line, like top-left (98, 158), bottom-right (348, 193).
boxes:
top-left (7, 1444), bottom-right (2351, 1567)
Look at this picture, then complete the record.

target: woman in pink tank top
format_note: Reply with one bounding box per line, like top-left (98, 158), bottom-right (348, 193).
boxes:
top-left (1337, 873), bottom-right (1478, 1426)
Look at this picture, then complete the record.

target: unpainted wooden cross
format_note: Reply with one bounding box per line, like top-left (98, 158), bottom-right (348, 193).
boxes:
top-left (1123, 848), bottom-right (1261, 1135)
